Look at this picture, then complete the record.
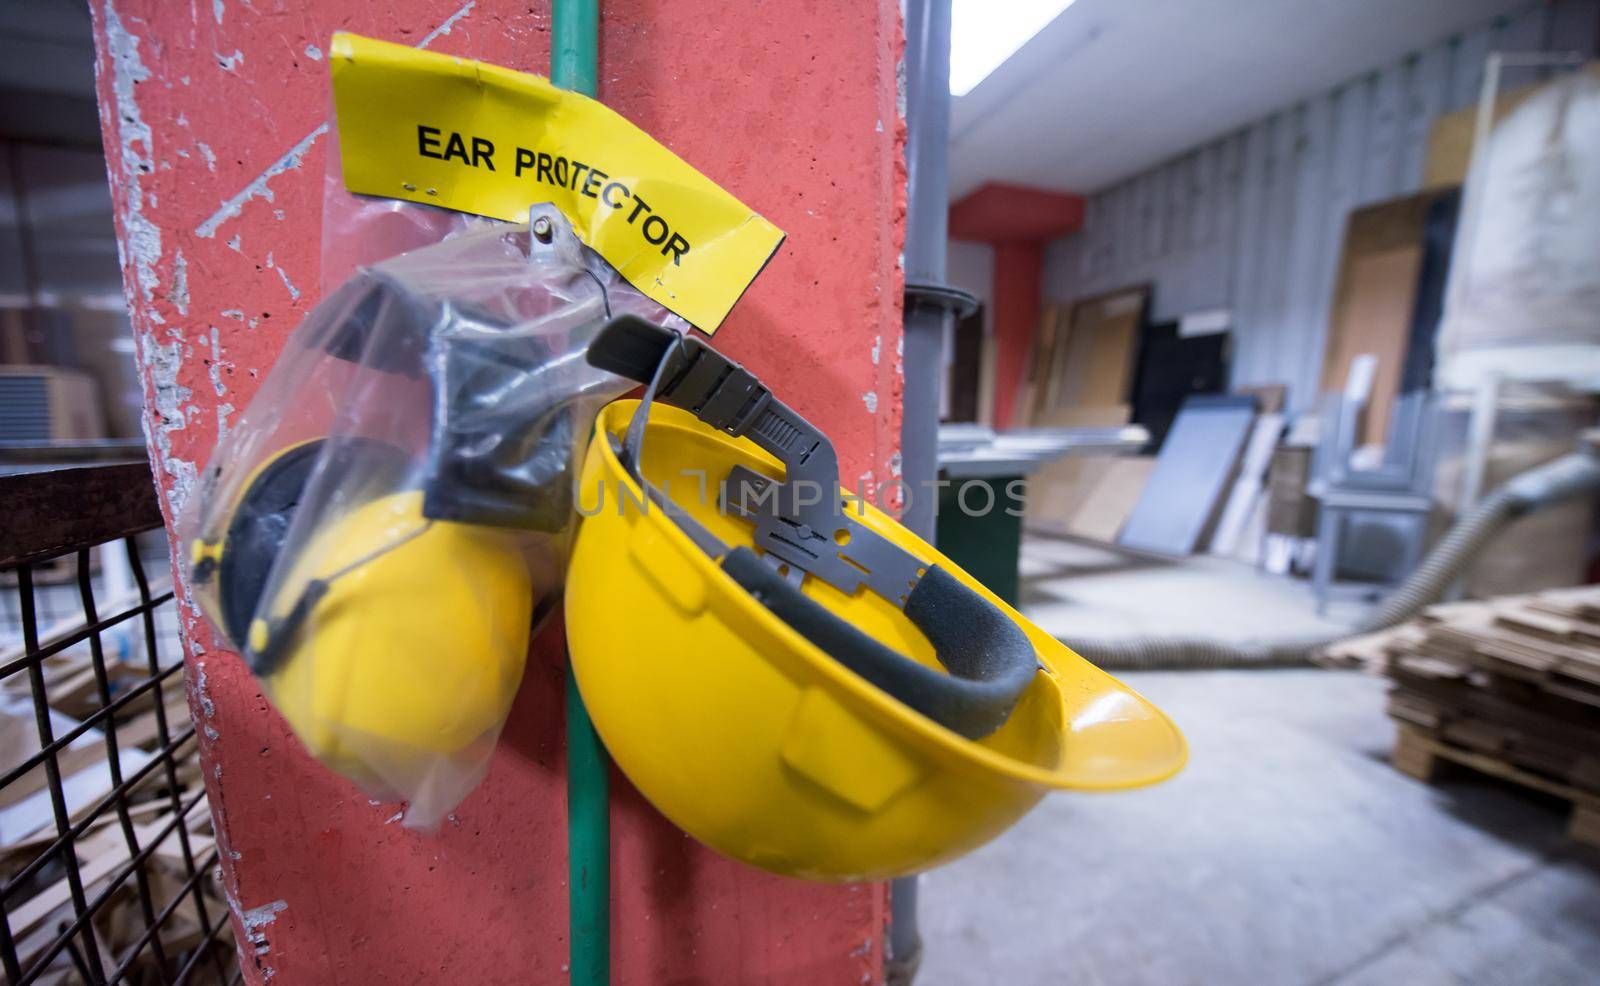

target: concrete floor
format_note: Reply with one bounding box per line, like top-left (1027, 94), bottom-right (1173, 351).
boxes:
top-left (918, 537), bottom-right (1600, 986)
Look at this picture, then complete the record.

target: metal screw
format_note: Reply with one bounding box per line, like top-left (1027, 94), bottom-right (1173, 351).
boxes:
top-left (532, 216), bottom-right (554, 243)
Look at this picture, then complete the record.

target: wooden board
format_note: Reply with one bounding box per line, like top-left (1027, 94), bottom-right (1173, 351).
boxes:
top-left (1024, 456), bottom-right (1114, 536)
top-left (1031, 405), bottom-right (1131, 429)
top-left (1318, 192), bottom-right (1446, 444)
top-left (1026, 288), bottom-right (1147, 424)
top-left (1066, 457), bottom-right (1157, 543)
top-left (1392, 727), bottom-right (1600, 850)
top-left (1368, 585), bottom-right (1600, 852)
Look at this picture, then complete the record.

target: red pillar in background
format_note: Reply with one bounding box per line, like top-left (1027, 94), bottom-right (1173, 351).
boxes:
top-left (990, 243), bottom-right (1044, 429)
top-left (949, 182), bottom-right (1085, 428)
top-left (89, 1), bottom-right (905, 982)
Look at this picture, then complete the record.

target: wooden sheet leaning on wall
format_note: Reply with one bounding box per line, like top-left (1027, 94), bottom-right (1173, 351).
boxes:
top-left (1021, 286), bottom-right (1149, 427)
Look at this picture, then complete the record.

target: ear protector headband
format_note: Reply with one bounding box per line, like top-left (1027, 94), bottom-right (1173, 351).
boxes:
top-left (587, 316), bottom-right (1038, 739)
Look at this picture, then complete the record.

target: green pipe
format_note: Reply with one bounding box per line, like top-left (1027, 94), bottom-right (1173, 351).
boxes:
top-left (552, 0), bottom-right (599, 94)
top-left (564, 669), bottom-right (609, 986)
top-left (553, 2), bottom-right (607, 984)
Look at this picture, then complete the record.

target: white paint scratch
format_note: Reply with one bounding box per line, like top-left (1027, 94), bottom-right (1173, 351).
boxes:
top-left (215, 49), bottom-right (244, 71)
top-left (170, 250), bottom-right (189, 315)
top-left (194, 660), bottom-right (217, 719)
top-left (103, 3), bottom-right (160, 310)
top-left (212, 0), bottom-right (223, 25)
top-left (419, 1), bottom-right (477, 48)
top-left (241, 898), bottom-right (287, 972)
top-left (192, 1), bottom-right (475, 243)
top-left (870, 335), bottom-right (881, 365)
top-left (384, 810), bottom-right (404, 825)
top-left (896, 57), bottom-right (907, 120)
top-left (304, 43), bottom-right (323, 61)
top-left (139, 330), bottom-right (197, 512)
top-left (197, 142), bottom-right (216, 172)
top-left (194, 124), bottom-right (328, 239)
top-left (862, 391), bottom-right (879, 414)
top-left (207, 326), bottom-right (231, 396)
top-left (266, 254), bottom-right (300, 300)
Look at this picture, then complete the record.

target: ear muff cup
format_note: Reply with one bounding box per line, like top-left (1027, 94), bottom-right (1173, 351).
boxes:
top-left (213, 438), bottom-right (410, 664)
top-left (261, 490), bottom-right (534, 787)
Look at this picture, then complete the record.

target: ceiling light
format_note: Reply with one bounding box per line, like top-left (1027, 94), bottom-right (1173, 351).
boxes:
top-left (949, 0), bottom-right (1079, 97)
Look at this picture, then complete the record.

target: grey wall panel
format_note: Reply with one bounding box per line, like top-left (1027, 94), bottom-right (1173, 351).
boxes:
top-left (1040, 0), bottom-right (1599, 413)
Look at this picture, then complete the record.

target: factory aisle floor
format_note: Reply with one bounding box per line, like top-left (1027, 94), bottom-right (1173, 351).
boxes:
top-left (917, 539), bottom-right (1600, 986)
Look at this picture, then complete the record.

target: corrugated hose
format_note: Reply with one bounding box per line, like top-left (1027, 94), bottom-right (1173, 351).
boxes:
top-left (1065, 445), bottom-right (1600, 671)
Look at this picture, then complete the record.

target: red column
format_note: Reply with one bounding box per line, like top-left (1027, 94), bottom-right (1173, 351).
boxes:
top-left (948, 182), bottom-right (1085, 429)
top-left (990, 242), bottom-right (1044, 428)
top-left (90, 2), bottom-right (902, 982)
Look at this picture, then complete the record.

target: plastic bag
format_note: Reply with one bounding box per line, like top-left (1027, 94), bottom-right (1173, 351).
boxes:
top-left (1439, 69), bottom-right (1600, 357)
top-left (319, 122), bottom-right (486, 294)
top-left (183, 207), bottom-right (667, 825)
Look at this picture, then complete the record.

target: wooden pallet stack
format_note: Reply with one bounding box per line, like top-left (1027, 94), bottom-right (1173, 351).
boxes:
top-left (1322, 586), bottom-right (1600, 848)
top-left (0, 623), bottom-right (231, 981)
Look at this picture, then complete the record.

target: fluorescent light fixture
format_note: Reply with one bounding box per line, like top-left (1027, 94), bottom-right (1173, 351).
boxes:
top-left (950, 0), bottom-right (1079, 96)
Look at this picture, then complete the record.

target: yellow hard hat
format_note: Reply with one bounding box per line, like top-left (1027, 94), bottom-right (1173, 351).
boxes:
top-left (189, 439), bottom-right (533, 797)
top-left (567, 318), bottom-right (1186, 880)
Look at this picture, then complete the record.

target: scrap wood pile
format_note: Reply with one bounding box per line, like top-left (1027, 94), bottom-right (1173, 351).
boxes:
top-left (1322, 585), bottom-right (1600, 847)
top-left (0, 612), bottom-right (232, 984)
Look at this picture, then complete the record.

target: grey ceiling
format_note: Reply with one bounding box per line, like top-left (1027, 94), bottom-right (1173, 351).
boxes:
top-left (949, 0), bottom-right (1538, 198)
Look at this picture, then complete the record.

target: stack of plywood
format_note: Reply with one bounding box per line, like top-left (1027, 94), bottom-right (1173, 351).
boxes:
top-left (1324, 587), bottom-right (1600, 847)
top-left (0, 607), bottom-right (230, 982)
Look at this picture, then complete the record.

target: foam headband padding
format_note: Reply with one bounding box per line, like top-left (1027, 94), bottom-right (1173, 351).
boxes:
top-left (721, 548), bottom-right (1037, 739)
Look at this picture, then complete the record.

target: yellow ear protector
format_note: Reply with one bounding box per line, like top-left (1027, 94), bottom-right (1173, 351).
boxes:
top-left (186, 271), bottom-right (598, 789)
top-left (566, 317), bottom-right (1186, 879)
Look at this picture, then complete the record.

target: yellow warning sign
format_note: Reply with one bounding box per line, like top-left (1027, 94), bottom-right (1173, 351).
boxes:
top-left (330, 33), bottom-right (784, 332)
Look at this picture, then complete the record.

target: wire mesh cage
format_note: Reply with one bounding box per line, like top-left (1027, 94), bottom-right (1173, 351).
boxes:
top-left (0, 461), bottom-right (236, 985)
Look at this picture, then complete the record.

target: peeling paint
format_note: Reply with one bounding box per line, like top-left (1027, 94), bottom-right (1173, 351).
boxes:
top-left (304, 43), bottom-right (323, 61)
top-left (896, 57), bottom-right (907, 120)
top-left (419, 1), bottom-right (477, 48)
top-left (195, 124), bottom-right (328, 239)
top-left (170, 250), bottom-right (189, 315)
top-left (138, 329), bottom-right (197, 512)
top-left (241, 898), bottom-right (287, 976)
top-left (870, 335), bottom-right (881, 365)
top-left (216, 49), bottom-right (245, 71)
top-left (194, 660), bottom-right (217, 719)
top-left (207, 326), bottom-right (231, 396)
top-left (103, 2), bottom-right (161, 311)
top-left (266, 254), bottom-right (301, 300)
top-left (192, 0), bottom-right (473, 245)
top-left (861, 391), bottom-right (878, 414)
